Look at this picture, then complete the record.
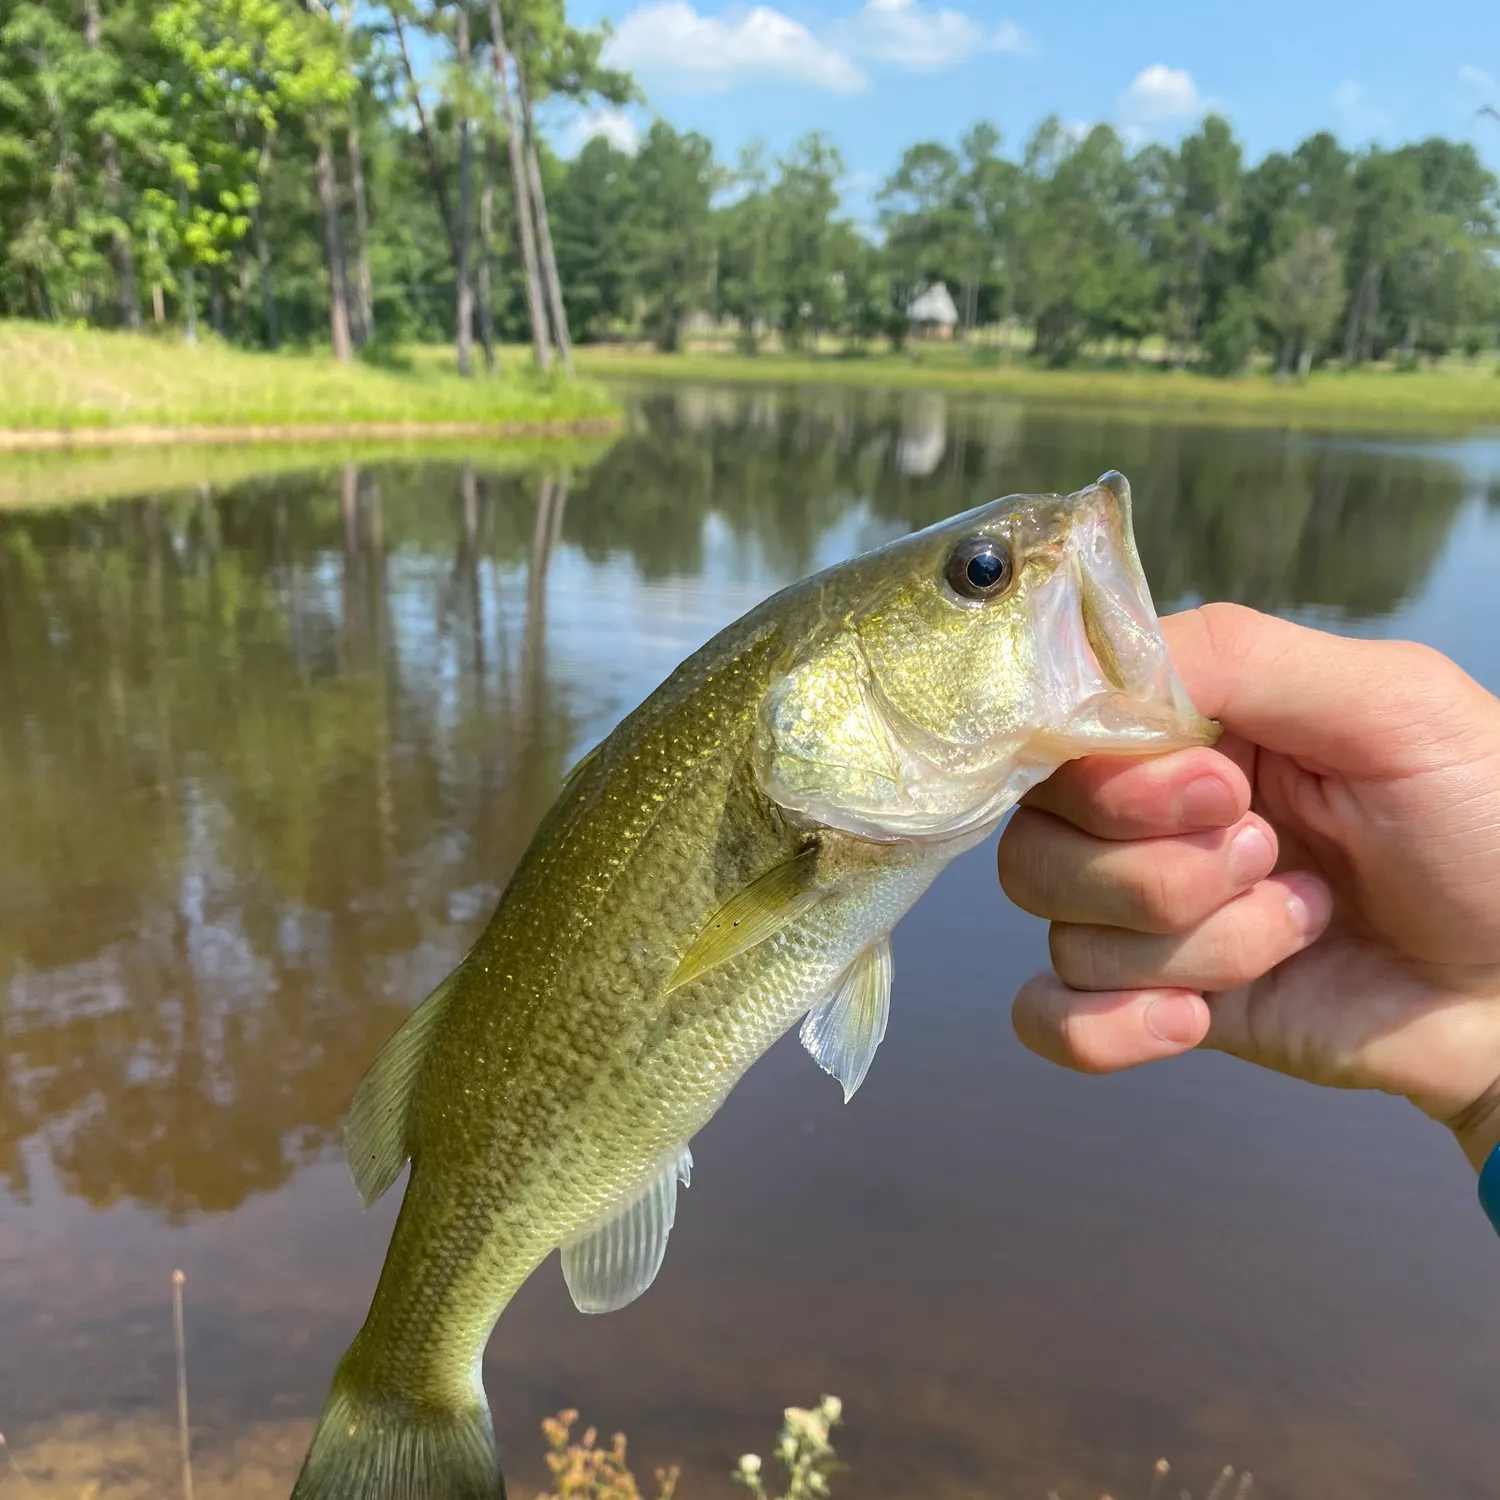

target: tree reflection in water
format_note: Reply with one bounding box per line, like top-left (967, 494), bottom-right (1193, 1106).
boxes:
top-left (0, 386), bottom-right (1476, 1221)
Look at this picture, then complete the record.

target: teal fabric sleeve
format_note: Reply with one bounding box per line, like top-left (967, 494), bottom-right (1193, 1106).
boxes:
top-left (1479, 1143), bottom-right (1500, 1236)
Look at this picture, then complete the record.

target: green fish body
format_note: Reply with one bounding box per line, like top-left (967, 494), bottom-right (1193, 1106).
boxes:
top-left (289, 472), bottom-right (1214, 1500)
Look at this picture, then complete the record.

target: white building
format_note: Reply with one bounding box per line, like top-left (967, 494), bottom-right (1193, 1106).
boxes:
top-left (906, 281), bottom-right (959, 339)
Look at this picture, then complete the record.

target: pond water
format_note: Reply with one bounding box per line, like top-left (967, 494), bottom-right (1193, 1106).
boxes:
top-left (2, 386), bottom-right (1499, 1500)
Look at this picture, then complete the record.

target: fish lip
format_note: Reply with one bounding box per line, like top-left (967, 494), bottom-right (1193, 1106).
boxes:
top-left (1031, 472), bottom-right (1219, 749)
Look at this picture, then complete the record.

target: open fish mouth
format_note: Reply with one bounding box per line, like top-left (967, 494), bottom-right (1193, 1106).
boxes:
top-left (1028, 470), bottom-right (1217, 755)
top-left (856, 471), bottom-right (1217, 844)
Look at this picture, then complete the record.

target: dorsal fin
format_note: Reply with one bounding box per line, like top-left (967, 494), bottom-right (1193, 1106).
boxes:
top-left (561, 740), bottom-right (603, 787)
top-left (344, 967), bottom-right (461, 1206)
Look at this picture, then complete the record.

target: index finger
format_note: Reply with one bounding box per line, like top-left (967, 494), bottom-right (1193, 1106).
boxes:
top-left (1020, 743), bottom-right (1252, 840)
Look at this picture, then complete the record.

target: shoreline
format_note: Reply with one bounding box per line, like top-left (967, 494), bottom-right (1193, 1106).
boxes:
top-left (577, 349), bottom-right (1500, 432)
top-left (0, 414), bottom-right (624, 452)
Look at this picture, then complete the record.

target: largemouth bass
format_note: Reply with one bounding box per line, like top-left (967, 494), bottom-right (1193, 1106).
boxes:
top-left (290, 471), bottom-right (1214, 1500)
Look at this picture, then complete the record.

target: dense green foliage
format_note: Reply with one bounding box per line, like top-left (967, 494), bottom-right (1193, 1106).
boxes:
top-left (1, 0), bottom-right (1496, 373)
top-left (563, 115), bottom-right (1499, 370)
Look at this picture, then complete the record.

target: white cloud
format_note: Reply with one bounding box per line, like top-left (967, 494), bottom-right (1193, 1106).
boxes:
top-left (602, 1), bottom-right (868, 93)
top-left (831, 0), bottom-right (1026, 71)
top-left (1119, 64), bottom-right (1202, 122)
top-left (564, 108), bottom-right (641, 154)
top-left (1460, 65), bottom-right (1496, 92)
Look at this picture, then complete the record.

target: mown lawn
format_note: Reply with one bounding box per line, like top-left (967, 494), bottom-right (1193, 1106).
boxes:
top-left (0, 322), bottom-right (619, 435)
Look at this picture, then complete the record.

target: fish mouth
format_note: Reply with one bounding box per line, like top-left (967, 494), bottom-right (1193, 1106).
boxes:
top-left (1029, 471), bottom-right (1218, 755)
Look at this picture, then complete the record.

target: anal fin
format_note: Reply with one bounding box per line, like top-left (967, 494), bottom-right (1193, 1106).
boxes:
top-left (561, 1145), bottom-right (693, 1314)
top-left (800, 937), bottom-right (893, 1102)
top-left (344, 967), bottom-right (461, 1207)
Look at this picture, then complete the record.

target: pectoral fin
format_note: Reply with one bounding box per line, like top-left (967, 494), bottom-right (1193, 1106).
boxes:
top-left (561, 1145), bottom-right (693, 1314)
top-left (664, 847), bottom-right (822, 995)
top-left (800, 938), bottom-right (893, 1102)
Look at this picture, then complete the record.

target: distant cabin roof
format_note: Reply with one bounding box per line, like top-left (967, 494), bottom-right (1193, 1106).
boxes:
top-left (906, 282), bottom-right (959, 325)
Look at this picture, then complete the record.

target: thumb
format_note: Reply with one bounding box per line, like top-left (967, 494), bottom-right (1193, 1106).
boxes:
top-left (1162, 603), bottom-right (1481, 778)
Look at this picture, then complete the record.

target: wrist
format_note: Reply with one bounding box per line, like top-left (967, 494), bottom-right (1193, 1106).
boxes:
top-left (1449, 1081), bottom-right (1500, 1174)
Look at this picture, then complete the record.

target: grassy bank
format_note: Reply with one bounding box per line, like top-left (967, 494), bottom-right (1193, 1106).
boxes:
top-left (0, 322), bottom-right (620, 441)
top-left (577, 344), bottom-right (1500, 430)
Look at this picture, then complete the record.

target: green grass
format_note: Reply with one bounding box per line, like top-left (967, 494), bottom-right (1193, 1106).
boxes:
top-left (0, 322), bottom-right (620, 436)
top-left (576, 343), bottom-right (1500, 431)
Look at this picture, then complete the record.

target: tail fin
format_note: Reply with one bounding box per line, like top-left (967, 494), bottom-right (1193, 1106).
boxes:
top-left (289, 1377), bottom-right (505, 1500)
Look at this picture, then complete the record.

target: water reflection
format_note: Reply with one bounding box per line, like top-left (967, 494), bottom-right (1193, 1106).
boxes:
top-left (1, 386), bottom-right (1497, 1500)
top-left (0, 392), bottom-right (1484, 1217)
top-left (0, 466), bottom-right (580, 1218)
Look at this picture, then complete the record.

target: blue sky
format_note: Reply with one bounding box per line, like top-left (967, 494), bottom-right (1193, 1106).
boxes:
top-left (543, 0), bottom-right (1499, 218)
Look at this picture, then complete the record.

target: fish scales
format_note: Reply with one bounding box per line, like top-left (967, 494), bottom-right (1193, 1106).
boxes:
top-left (289, 472), bottom-right (1216, 1500)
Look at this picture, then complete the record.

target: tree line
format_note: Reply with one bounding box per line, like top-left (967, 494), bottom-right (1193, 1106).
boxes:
top-left (2, 0), bottom-right (1497, 375)
top-left (568, 117), bottom-right (1500, 373)
top-left (0, 0), bottom-right (629, 374)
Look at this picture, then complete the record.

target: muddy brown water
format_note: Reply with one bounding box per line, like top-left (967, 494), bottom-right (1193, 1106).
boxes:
top-left (2, 386), bottom-right (1500, 1500)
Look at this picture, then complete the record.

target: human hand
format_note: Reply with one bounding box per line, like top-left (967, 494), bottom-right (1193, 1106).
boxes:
top-left (998, 603), bottom-right (1500, 1169)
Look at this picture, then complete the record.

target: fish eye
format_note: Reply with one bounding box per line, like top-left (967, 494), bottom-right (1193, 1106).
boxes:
top-left (945, 537), bottom-right (1014, 602)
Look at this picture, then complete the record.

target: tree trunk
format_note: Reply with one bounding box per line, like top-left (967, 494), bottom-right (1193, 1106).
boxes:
top-left (146, 225), bottom-right (165, 325)
top-left (526, 131), bottom-right (573, 374)
top-left (101, 131), bottom-right (140, 329)
top-left (1357, 263), bottom-right (1383, 364)
top-left (83, 0), bottom-right (140, 330)
top-left (340, 2), bottom-right (374, 345)
top-left (478, 148), bottom-right (498, 372)
top-left (251, 147), bottom-right (278, 348)
top-left (315, 131), bottom-right (353, 363)
top-left (391, 8), bottom-right (458, 265)
top-left (178, 182), bottom-right (198, 345)
top-left (1297, 340), bottom-right (1313, 380)
top-left (210, 263), bottom-right (226, 337)
top-left (454, 5), bottom-right (475, 377)
top-left (1341, 263), bottom-right (1366, 363)
top-left (344, 122), bottom-right (373, 345)
top-left (1343, 261), bottom-right (1383, 365)
top-left (485, 0), bottom-right (551, 373)
top-left (517, 64), bottom-right (572, 373)
top-left (1177, 234), bottom-right (1208, 367)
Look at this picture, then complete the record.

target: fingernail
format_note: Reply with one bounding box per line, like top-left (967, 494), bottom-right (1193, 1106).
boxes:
top-left (1285, 876), bottom-right (1333, 941)
top-left (1145, 993), bottom-right (1204, 1047)
top-left (1179, 775), bottom-right (1236, 830)
top-left (1227, 822), bottom-right (1274, 886)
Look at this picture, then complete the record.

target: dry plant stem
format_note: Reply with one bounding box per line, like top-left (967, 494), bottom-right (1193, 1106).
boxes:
top-left (0, 1434), bottom-right (44, 1499)
top-left (1203, 1466), bottom-right (1236, 1500)
top-left (172, 1269), bottom-right (195, 1500)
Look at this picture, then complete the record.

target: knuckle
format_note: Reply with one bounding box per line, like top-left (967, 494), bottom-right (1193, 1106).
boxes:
top-left (1197, 902), bottom-right (1285, 987)
top-left (1049, 922), bottom-right (1106, 991)
top-left (997, 812), bottom-right (1060, 915)
top-left (1136, 855), bottom-right (1202, 933)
